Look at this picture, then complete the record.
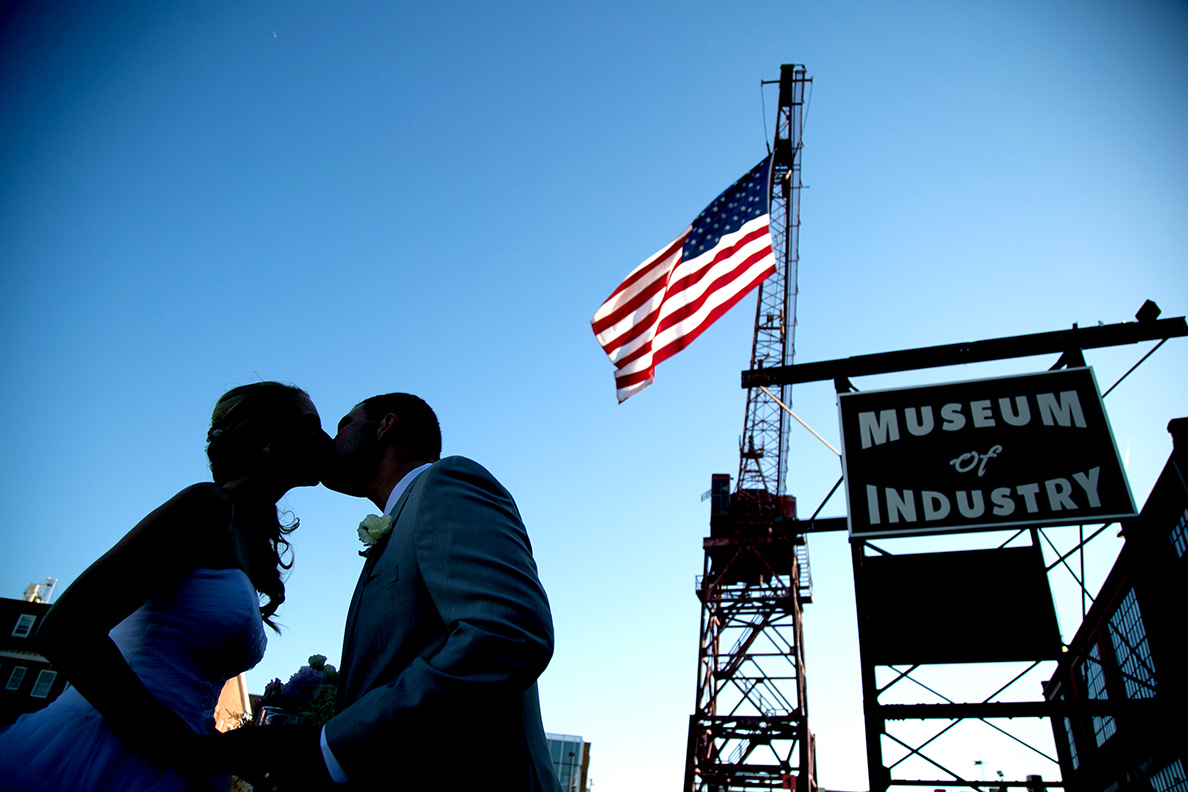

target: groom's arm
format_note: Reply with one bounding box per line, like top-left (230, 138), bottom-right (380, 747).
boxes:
top-left (322, 456), bottom-right (555, 779)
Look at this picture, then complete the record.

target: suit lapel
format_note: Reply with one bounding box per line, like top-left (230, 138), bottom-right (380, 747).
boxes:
top-left (337, 469), bottom-right (429, 704)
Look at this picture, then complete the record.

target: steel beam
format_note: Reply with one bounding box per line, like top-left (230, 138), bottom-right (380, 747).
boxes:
top-left (741, 314), bottom-right (1187, 388)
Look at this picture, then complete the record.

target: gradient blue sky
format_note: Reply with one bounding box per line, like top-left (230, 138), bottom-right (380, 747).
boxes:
top-left (2, 1), bottom-right (1186, 789)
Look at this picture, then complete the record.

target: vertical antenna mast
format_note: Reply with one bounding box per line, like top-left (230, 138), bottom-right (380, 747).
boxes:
top-left (685, 64), bottom-right (814, 792)
top-left (737, 64), bottom-right (807, 504)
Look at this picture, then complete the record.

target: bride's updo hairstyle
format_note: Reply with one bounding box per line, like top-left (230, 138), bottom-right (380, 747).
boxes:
top-left (206, 381), bottom-right (308, 630)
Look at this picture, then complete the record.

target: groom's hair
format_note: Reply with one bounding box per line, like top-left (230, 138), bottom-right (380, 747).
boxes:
top-left (361, 392), bottom-right (442, 462)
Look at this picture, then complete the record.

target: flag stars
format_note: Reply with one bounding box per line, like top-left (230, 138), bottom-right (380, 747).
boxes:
top-left (685, 158), bottom-right (771, 257)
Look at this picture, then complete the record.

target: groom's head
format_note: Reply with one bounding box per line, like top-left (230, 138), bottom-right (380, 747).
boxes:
top-left (323, 392), bottom-right (441, 498)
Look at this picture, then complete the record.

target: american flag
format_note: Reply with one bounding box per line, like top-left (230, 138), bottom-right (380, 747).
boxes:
top-left (591, 157), bottom-right (775, 402)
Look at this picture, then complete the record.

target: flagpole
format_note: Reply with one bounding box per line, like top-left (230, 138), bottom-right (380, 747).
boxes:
top-left (759, 385), bottom-right (840, 457)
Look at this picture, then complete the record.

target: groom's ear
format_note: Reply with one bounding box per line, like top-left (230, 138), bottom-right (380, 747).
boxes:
top-left (375, 412), bottom-right (397, 442)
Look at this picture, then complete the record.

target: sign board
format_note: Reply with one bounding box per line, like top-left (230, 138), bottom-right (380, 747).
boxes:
top-left (839, 367), bottom-right (1135, 539)
top-left (856, 544), bottom-right (1062, 664)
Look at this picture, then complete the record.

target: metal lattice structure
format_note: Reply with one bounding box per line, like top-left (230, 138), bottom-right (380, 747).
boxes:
top-left (741, 305), bottom-right (1188, 791)
top-left (685, 64), bottom-right (815, 792)
top-left (736, 64), bottom-right (807, 506)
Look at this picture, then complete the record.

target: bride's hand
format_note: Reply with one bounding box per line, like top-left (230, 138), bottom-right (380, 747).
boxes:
top-left (129, 722), bottom-right (217, 776)
top-left (170, 730), bottom-right (273, 788)
top-left (173, 732), bottom-right (221, 774)
top-left (206, 724), bottom-right (272, 782)
top-left (212, 724), bottom-right (330, 791)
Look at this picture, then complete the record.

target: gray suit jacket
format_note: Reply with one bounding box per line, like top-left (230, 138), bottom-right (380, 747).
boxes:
top-left (324, 456), bottom-right (561, 791)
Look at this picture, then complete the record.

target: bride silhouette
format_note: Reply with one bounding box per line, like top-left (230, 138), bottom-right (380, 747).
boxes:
top-left (0, 381), bottom-right (330, 792)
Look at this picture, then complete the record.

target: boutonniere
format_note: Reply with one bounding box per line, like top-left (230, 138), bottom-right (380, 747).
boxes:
top-left (358, 514), bottom-right (395, 557)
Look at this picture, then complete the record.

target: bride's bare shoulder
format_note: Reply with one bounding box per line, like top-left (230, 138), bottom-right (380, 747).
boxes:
top-left (129, 483), bottom-right (233, 540)
top-left (168, 482), bottom-right (232, 509)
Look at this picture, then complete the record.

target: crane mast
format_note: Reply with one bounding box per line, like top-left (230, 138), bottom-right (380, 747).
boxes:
top-left (685, 64), bottom-right (814, 792)
top-left (738, 64), bottom-right (806, 505)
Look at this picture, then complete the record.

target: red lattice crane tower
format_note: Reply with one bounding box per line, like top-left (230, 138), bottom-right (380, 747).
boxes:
top-left (684, 64), bottom-right (815, 792)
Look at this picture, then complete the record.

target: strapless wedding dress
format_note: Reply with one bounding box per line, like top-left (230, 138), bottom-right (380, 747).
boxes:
top-left (0, 568), bottom-right (267, 792)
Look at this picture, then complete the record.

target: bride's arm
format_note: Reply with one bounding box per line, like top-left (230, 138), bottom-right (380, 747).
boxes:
top-left (35, 483), bottom-right (234, 767)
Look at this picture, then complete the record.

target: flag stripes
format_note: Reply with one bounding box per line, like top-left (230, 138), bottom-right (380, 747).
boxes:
top-left (591, 158), bottom-right (774, 402)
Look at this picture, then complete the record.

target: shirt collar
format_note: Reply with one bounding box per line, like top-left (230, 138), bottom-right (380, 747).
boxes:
top-left (383, 462), bottom-right (433, 515)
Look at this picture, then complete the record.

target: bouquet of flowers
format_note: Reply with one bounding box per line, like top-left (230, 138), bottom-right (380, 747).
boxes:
top-left (250, 654), bottom-right (339, 726)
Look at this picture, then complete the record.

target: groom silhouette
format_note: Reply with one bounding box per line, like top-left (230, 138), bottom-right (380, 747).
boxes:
top-left (229, 393), bottom-right (561, 791)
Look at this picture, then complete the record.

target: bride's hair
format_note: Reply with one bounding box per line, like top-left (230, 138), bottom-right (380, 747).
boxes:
top-left (206, 381), bottom-right (308, 630)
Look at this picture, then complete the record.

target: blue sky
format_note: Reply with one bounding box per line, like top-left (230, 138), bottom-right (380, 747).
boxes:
top-left (2, 1), bottom-right (1186, 789)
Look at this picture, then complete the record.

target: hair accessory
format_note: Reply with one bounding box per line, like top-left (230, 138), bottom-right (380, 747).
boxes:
top-left (210, 428), bottom-right (224, 438)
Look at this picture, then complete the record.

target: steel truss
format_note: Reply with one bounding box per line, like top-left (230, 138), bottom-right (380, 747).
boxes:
top-left (685, 64), bottom-right (816, 792)
top-left (686, 526), bottom-right (812, 792)
top-left (850, 520), bottom-right (1141, 791)
top-left (853, 534), bottom-right (1067, 791)
top-left (757, 305), bottom-right (1184, 792)
top-left (736, 64), bottom-right (808, 507)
